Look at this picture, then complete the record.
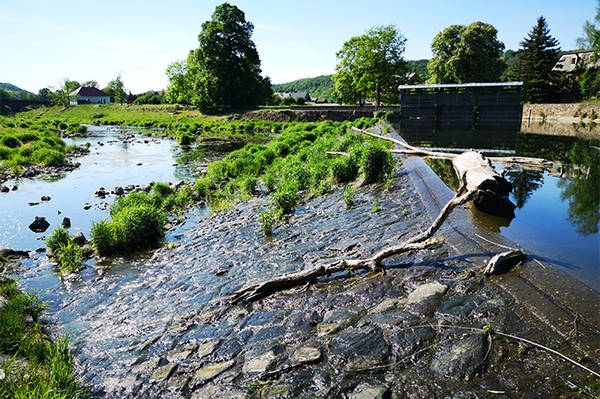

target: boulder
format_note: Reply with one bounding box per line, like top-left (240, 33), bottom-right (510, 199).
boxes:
top-left (62, 217), bottom-right (71, 228)
top-left (29, 217), bottom-right (50, 233)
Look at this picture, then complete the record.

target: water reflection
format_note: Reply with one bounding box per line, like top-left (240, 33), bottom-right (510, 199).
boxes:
top-left (399, 119), bottom-right (600, 290)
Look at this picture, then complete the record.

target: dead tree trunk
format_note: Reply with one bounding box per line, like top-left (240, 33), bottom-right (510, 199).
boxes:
top-left (452, 150), bottom-right (516, 219)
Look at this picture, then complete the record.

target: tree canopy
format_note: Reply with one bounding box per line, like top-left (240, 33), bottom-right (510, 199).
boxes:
top-left (103, 73), bottom-right (127, 105)
top-left (427, 22), bottom-right (506, 84)
top-left (576, 1), bottom-right (600, 98)
top-left (166, 3), bottom-right (272, 110)
top-left (508, 16), bottom-right (561, 103)
top-left (333, 25), bottom-right (407, 106)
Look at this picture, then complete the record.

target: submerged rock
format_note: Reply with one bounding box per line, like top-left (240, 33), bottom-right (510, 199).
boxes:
top-left (429, 332), bottom-right (487, 379)
top-left (28, 216), bottom-right (50, 233)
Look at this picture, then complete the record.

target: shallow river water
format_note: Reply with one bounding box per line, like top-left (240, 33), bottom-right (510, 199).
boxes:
top-left (1, 124), bottom-right (598, 397)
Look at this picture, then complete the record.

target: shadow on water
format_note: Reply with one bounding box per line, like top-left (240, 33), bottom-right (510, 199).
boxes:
top-left (397, 118), bottom-right (600, 291)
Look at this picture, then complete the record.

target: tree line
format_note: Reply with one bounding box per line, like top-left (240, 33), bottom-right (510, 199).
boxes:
top-left (7, 2), bottom-right (598, 111)
top-left (163, 2), bottom-right (599, 110)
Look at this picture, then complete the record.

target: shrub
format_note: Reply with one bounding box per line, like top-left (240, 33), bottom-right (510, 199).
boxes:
top-left (259, 208), bottom-right (275, 236)
top-left (1, 135), bottom-right (21, 148)
top-left (90, 220), bottom-right (113, 256)
top-left (343, 185), bottom-right (357, 209)
top-left (272, 185), bottom-right (298, 215)
top-left (46, 227), bottom-right (71, 258)
top-left (361, 143), bottom-right (395, 184)
top-left (31, 148), bottom-right (67, 166)
top-left (263, 173), bottom-right (277, 193)
top-left (54, 241), bottom-right (84, 275)
top-left (332, 155), bottom-right (359, 183)
top-left (384, 111), bottom-right (395, 123)
top-left (111, 204), bottom-right (166, 250)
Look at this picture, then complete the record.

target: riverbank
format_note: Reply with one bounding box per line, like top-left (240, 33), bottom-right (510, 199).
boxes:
top-left (48, 137), bottom-right (598, 398)
top-left (521, 103), bottom-right (600, 138)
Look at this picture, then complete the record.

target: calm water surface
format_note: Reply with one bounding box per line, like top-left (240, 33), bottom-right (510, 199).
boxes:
top-left (400, 119), bottom-right (600, 292)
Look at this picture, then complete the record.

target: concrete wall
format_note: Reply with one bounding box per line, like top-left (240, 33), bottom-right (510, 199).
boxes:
top-left (521, 103), bottom-right (600, 138)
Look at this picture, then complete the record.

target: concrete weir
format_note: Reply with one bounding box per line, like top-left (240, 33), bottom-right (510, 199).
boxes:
top-left (399, 130), bottom-right (600, 342)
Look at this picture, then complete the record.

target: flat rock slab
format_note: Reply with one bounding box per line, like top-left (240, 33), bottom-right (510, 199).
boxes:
top-left (407, 281), bottom-right (448, 304)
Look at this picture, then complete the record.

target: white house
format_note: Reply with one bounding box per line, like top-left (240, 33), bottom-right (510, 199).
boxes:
top-left (69, 87), bottom-right (111, 105)
top-left (552, 51), bottom-right (600, 73)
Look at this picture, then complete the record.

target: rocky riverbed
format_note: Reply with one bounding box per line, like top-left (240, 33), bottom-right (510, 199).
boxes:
top-left (23, 153), bottom-right (595, 399)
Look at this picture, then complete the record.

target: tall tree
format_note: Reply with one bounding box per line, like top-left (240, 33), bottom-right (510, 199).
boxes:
top-left (104, 72), bottom-right (127, 105)
top-left (428, 22), bottom-right (506, 84)
top-left (576, 1), bottom-right (600, 98)
top-left (509, 16), bottom-right (561, 103)
top-left (333, 25), bottom-right (407, 105)
top-left (180, 3), bottom-right (271, 110)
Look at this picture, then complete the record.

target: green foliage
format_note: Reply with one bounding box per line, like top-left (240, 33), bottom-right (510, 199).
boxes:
top-left (46, 227), bottom-right (72, 258)
top-left (331, 155), bottom-right (359, 183)
top-left (272, 75), bottom-right (336, 103)
top-left (343, 185), bottom-right (357, 209)
top-left (334, 25), bottom-right (407, 105)
top-left (272, 184), bottom-right (298, 216)
top-left (428, 22), bottom-right (506, 84)
top-left (91, 185), bottom-right (201, 255)
top-left (507, 16), bottom-right (561, 103)
top-left (361, 142), bottom-right (395, 184)
top-left (168, 3), bottom-right (272, 110)
top-left (103, 72), bottom-right (127, 105)
top-left (0, 279), bottom-right (87, 397)
top-left (54, 241), bottom-right (84, 276)
top-left (259, 208), bottom-right (275, 236)
top-left (46, 227), bottom-right (84, 276)
top-left (406, 59), bottom-right (431, 81)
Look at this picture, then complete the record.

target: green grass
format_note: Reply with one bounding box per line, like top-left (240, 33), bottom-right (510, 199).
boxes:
top-left (45, 227), bottom-right (84, 277)
top-left (90, 183), bottom-right (197, 256)
top-left (0, 279), bottom-right (88, 398)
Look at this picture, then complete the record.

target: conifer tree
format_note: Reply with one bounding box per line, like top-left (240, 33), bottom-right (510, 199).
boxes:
top-left (510, 16), bottom-right (561, 103)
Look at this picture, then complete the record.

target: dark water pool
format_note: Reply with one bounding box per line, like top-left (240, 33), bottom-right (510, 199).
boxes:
top-left (399, 119), bottom-right (600, 293)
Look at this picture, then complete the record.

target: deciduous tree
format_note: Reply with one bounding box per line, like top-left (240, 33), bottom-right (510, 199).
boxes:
top-left (333, 25), bottom-right (407, 105)
top-left (173, 3), bottom-right (271, 110)
top-left (508, 16), bottom-right (561, 103)
top-left (428, 22), bottom-right (506, 84)
top-left (577, 1), bottom-right (600, 98)
top-left (104, 73), bottom-right (127, 105)
top-left (51, 79), bottom-right (80, 108)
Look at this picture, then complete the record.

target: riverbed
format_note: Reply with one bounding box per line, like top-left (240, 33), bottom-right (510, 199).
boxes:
top-left (1, 124), bottom-right (599, 397)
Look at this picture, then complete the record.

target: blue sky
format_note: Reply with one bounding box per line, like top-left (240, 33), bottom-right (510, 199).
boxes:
top-left (1, 0), bottom-right (596, 94)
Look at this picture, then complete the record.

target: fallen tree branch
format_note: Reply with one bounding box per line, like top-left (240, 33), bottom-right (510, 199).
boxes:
top-left (230, 175), bottom-right (477, 305)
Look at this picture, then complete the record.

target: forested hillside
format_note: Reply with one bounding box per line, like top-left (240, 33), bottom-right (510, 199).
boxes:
top-left (272, 60), bottom-right (432, 103)
top-left (272, 75), bottom-right (335, 102)
top-left (0, 83), bottom-right (34, 96)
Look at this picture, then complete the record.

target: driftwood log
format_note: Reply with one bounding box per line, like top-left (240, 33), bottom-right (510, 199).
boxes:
top-left (352, 127), bottom-right (518, 219)
top-left (452, 150), bottom-right (516, 219)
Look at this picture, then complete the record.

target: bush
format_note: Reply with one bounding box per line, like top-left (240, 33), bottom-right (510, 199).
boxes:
top-left (31, 148), bottom-right (66, 166)
top-left (384, 111), bottom-right (395, 123)
top-left (54, 241), bottom-right (84, 275)
top-left (259, 208), bottom-right (275, 236)
top-left (361, 143), bottom-right (395, 184)
top-left (46, 227), bottom-right (71, 258)
top-left (91, 193), bottom-right (167, 256)
top-left (272, 185), bottom-right (298, 215)
top-left (90, 220), bottom-right (113, 256)
top-left (1, 135), bottom-right (21, 148)
top-left (332, 155), bottom-right (359, 183)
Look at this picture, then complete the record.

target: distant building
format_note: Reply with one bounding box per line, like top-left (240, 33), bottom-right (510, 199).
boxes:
top-left (552, 51), bottom-right (600, 72)
top-left (405, 72), bottom-right (424, 85)
top-left (69, 87), bottom-right (111, 105)
top-left (275, 91), bottom-right (311, 101)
